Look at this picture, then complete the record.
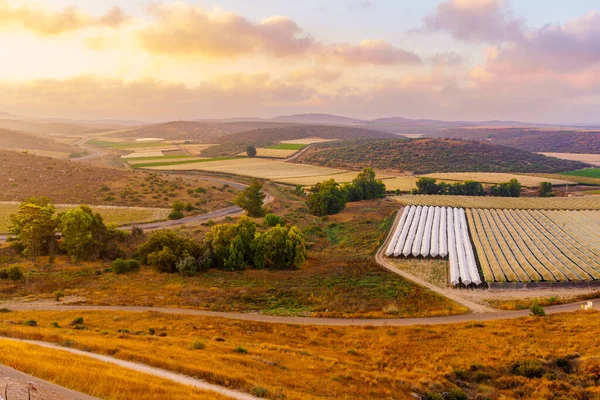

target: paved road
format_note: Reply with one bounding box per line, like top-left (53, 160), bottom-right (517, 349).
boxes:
top-left (1, 299), bottom-right (595, 327)
top-left (0, 338), bottom-right (257, 400)
top-left (71, 138), bottom-right (106, 161)
top-left (0, 364), bottom-right (99, 400)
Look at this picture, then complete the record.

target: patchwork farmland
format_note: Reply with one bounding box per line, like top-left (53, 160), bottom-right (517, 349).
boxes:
top-left (396, 195), bottom-right (600, 210)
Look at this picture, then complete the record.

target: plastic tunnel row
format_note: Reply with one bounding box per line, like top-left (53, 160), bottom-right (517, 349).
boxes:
top-left (385, 206), bottom-right (482, 286)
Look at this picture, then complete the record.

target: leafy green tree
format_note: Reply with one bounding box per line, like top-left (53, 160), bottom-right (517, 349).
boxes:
top-left (538, 181), bottom-right (553, 197)
top-left (246, 146), bottom-right (257, 157)
top-left (251, 232), bottom-right (266, 269)
top-left (224, 236), bottom-right (247, 270)
top-left (343, 168), bottom-right (387, 202)
top-left (262, 225), bottom-right (307, 269)
top-left (307, 179), bottom-right (348, 216)
top-left (9, 198), bottom-right (58, 262)
top-left (138, 230), bottom-right (201, 273)
top-left (490, 179), bottom-right (522, 197)
top-left (461, 180), bottom-right (485, 196)
top-left (264, 213), bottom-right (283, 227)
top-left (172, 201), bottom-right (185, 212)
top-left (235, 178), bottom-right (266, 217)
top-left (415, 177), bottom-right (440, 195)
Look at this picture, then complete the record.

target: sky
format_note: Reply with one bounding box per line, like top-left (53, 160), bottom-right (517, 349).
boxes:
top-left (1, 0), bottom-right (600, 123)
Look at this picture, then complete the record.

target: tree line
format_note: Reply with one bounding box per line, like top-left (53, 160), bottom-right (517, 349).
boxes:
top-left (412, 177), bottom-right (541, 198)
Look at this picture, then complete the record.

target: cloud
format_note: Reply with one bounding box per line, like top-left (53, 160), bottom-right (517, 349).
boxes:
top-left (138, 3), bottom-right (419, 65)
top-left (0, 1), bottom-right (129, 36)
top-left (288, 67), bottom-right (342, 83)
top-left (417, 0), bottom-right (524, 43)
top-left (430, 52), bottom-right (467, 67)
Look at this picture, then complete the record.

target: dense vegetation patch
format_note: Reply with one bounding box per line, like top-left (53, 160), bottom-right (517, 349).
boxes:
top-left (295, 138), bottom-right (588, 174)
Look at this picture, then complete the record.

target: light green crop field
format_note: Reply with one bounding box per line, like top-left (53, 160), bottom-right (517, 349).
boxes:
top-left (562, 168), bottom-right (600, 179)
top-left (0, 203), bottom-right (170, 233)
top-left (267, 143), bottom-right (307, 150)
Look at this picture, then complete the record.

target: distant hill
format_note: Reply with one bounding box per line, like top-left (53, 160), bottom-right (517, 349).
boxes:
top-left (201, 125), bottom-right (397, 157)
top-left (217, 121), bottom-right (300, 134)
top-left (0, 128), bottom-right (80, 155)
top-left (115, 121), bottom-right (229, 141)
top-left (0, 119), bottom-right (100, 136)
top-left (294, 138), bottom-right (587, 174)
top-left (433, 128), bottom-right (600, 154)
top-left (273, 113), bottom-right (364, 125)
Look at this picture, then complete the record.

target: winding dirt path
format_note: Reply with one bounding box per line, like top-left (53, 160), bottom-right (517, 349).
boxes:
top-left (0, 364), bottom-right (99, 400)
top-left (0, 338), bottom-right (257, 400)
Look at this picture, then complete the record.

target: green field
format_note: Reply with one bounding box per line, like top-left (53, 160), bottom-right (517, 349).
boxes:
top-left (267, 143), bottom-right (307, 150)
top-left (562, 168), bottom-right (600, 179)
top-left (131, 157), bottom-right (235, 168)
top-left (125, 155), bottom-right (193, 161)
top-left (87, 140), bottom-right (170, 149)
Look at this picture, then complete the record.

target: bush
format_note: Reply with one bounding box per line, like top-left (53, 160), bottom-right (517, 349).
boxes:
top-left (138, 230), bottom-right (201, 273)
top-left (24, 320), bottom-right (37, 327)
top-left (0, 269), bottom-right (8, 279)
top-left (54, 290), bottom-right (64, 301)
top-left (251, 387), bottom-right (268, 398)
top-left (111, 259), bottom-right (140, 274)
top-left (264, 213), bottom-right (283, 227)
top-left (71, 317), bottom-right (84, 325)
top-left (8, 266), bottom-right (23, 281)
top-left (190, 341), bottom-right (205, 350)
top-left (512, 360), bottom-right (545, 378)
top-left (246, 146), bottom-right (257, 157)
top-left (307, 179), bottom-right (347, 216)
top-left (234, 346), bottom-right (248, 354)
top-left (530, 301), bottom-right (546, 316)
top-left (176, 256), bottom-right (200, 276)
top-left (168, 210), bottom-right (184, 220)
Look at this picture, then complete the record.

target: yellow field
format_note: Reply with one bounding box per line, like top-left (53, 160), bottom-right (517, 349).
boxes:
top-left (147, 158), bottom-right (348, 180)
top-left (235, 148), bottom-right (298, 158)
top-left (121, 151), bottom-right (164, 159)
top-left (423, 172), bottom-right (575, 187)
top-left (0, 202), bottom-right (170, 233)
top-left (0, 340), bottom-right (227, 400)
top-left (127, 157), bottom-right (201, 165)
top-left (279, 171), bottom-right (391, 186)
top-left (379, 176), bottom-right (416, 191)
top-left (395, 194), bottom-right (600, 210)
top-left (180, 144), bottom-right (216, 156)
top-left (280, 137), bottom-right (338, 145)
top-left (0, 310), bottom-right (598, 399)
top-left (540, 152), bottom-right (600, 166)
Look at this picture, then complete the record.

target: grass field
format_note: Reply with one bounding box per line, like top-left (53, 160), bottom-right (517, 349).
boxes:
top-left (540, 153), bottom-right (600, 166)
top-left (179, 144), bottom-right (217, 156)
top-left (267, 143), bottom-right (307, 150)
top-left (280, 138), bottom-right (338, 145)
top-left (121, 151), bottom-right (165, 159)
top-left (0, 203), bottom-right (170, 233)
top-left (0, 310), bottom-right (598, 399)
top-left (131, 157), bottom-right (235, 168)
top-left (87, 140), bottom-right (170, 149)
top-left (395, 195), bottom-right (600, 210)
top-left (562, 168), bottom-right (600, 179)
top-left (127, 157), bottom-right (202, 165)
top-left (423, 172), bottom-right (574, 187)
top-left (0, 339), bottom-right (227, 400)
top-left (235, 148), bottom-right (298, 158)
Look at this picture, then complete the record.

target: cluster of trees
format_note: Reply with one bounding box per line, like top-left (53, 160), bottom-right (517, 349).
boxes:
top-left (414, 177), bottom-right (522, 198)
top-left (538, 181), bottom-right (554, 197)
top-left (138, 217), bottom-right (306, 274)
top-left (8, 197), bottom-right (127, 263)
top-left (307, 168), bottom-right (386, 216)
top-left (489, 179), bottom-right (522, 197)
top-left (414, 178), bottom-right (485, 196)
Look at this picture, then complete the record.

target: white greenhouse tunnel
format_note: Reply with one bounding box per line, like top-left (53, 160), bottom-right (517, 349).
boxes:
top-left (385, 205), bottom-right (483, 287)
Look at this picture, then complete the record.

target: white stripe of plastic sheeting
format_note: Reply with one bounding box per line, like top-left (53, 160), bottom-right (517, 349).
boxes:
top-left (411, 205), bottom-right (429, 257)
top-left (420, 206), bottom-right (435, 257)
top-left (385, 206), bottom-right (410, 256)
top-left (402, 206), bottom-right (422, 257)
top-left (459, 208), bottom-right (482, 285)
top-left (439, 206), bottom-right (448, 258)
top-left (393, 206), bottom-right (417, 256)
top-left (454, 207), bottom-right (472, 285)
top-left (446, 207), bottom-right (460, 286)
top-left (430, 206), bottom-right (441, 258)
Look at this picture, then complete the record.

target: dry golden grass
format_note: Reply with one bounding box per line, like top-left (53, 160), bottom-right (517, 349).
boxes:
top-left (0, 339), bottom-right (228, 400)
top-left (148, 158), bottom-right (347, 180)
top-left (180, 144), bottom-right (217, 156)
top-left (540, 153), bottom-right (600, 166)
top-left (0, 310), bottom-right (598, 399)
top-left (235, 148), bottom-right (298, 158)
top-left (13, 149), bottom-right (71, 159)
top-left (423, 172), bottom-right (574, 187)
top-left (379, 176), bottom-right (416, 191)
top-left (279, 171), bottom-right (393, 186)
top-left (280, 138), bottom-right (338, 145)
top-left (395, 194), bottom-right (600, 210)
top-left (127, 157), bottom-right (201, 165)
top-left (121, 151), bottom-right (164, 159)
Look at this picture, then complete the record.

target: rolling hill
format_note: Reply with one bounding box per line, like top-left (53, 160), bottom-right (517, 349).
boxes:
top-left (433, 128), bottom-right (600, 154)
top-left (114, 121), bottom-right (229, 141)
top-left (200, 125), bottom-right (397, 157)
top-left (273, 113), bottom-right (364, 125)
top-left (0, 128), bottom-right (81, 157)
top-left (0, 119), bottom-right (100, 136)
top-left (294, 138), bottom-right (588, 174)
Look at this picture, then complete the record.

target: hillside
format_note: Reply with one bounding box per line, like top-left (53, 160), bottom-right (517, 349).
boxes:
top-left (201, 124), bottom-right (397, 157)
top-left (273, 113), bottom-right (364, 124)
top-left (216, 121), bottom-right (300, 134)
top-left (434, 128), bottom-right (600, 154)
top-left (0, 128), bottom-right (80, 157)
top-left (294, 138), bottom-right (588, 174)
top-left (0, 119), bottom-right (99, 136)
top-left (115, 121), bottom-right (229, 141)
top-left (0, 150), bottom-right (237, 209)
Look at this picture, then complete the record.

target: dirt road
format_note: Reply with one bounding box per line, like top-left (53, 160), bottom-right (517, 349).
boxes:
top-left (0, 364), bottom-right (99, 400)
top-left (0, 338), bottom-right (256, 400)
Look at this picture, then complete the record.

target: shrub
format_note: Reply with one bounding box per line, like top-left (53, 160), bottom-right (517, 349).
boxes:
top-left (138, 230), bottom-right (201, 273)
top-left (0, 308), bottom-right (11, 313)
top-left (111, 259), bottom-right (140, 274)
top-left (71, 317), bottom-right (84, 325)
top-left (8, 266), bottom-right (23, 281)
top-left (54, 290), bottom-right (64, 301)
top-left (234, 346), bottom-right (248, 354)
top-left (246, 146), bottom-right (257, 157)
top-left (176, 256), bottom-right (200, 276)
top-left (195, 187), bottom-right (207, 194)
top-left (251, 387), bottom-right (268, 398)
top-left (190, 341), bottom-right (205, 350)
top-left (530, 301), bottom-right (546, 316)
top-left (264, 213), bottom-right (283, 227)
top-left (51, 322), bottom-right (60, 328)
top-left (307, 179), bottom-right (347, 216)
top-left (24, 320), bottom-right (37, 327)
top-left (168, 210), bottom-right (184, 220)
top-left (512, 359), bottom-right (545, 378)
top-left (0, 269), bottom-right (8, 279)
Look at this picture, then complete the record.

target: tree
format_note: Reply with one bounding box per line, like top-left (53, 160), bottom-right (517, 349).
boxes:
top-left (138, 230), bottom-right (201, 273)
top-left (461, 180), bottom-right (485, 196)
top-left (538, 181), bottom-right (553, 197)
top-left (307, 179), bottom-right (348, 216)
top-left (235, 178), bottom-right (266, 217)
top-left (415, 177), bottom-right (440, 195)
top-left (262, 225), bottom-right (307, 270)
top-left (9, 198), bottom-right (58, 262)
top-left (246, 146), bottom-right (257, 158)
top-left (343, 168), bottom-right (387, 202)
top-left (490, 179), bottom-right (522, 197)
top-left (224, 236), bottom-right (247, 271)
top-left (264, 213), bottom-right (283, 227)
